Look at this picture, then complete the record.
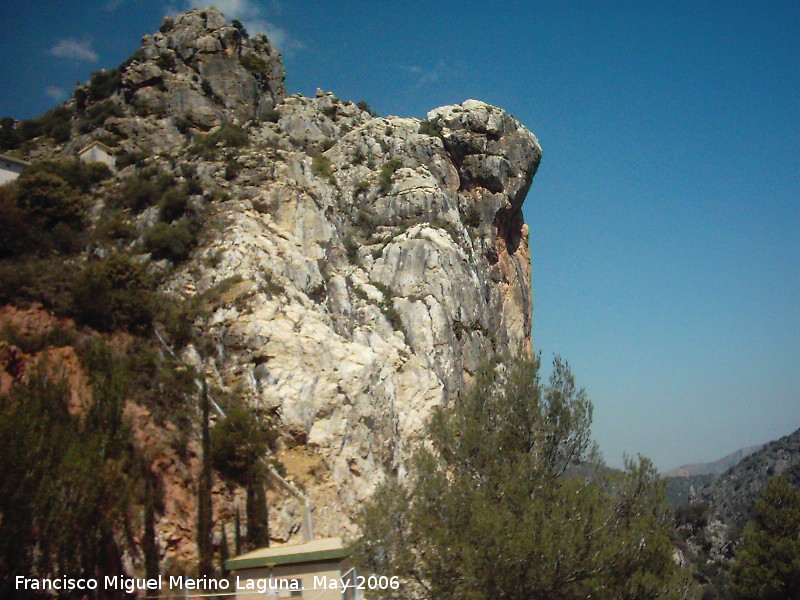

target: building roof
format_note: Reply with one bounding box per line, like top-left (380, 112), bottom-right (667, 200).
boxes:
top-left (226, 537), bottom-right (351, 570)
top-left (77, 140), bottom-right (115, 156)
top-left (0, 153), bottom-right (30, 168)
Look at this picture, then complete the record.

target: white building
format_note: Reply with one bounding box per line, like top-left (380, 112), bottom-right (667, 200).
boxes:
top-left (226, 537), bottom-right (358, 600)
top-left (0, 153), bottom-right (29, 185)
top-left (77, 141), bottom-right (116, 168)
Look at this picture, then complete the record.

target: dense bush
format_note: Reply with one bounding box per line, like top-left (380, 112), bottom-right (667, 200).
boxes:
top-left (418, 119), bottom-right (443, 137)
top-left (0, 257), bottom-right (74, 312)
top-left (79, 99), bottom-right (123, 132)
top-left (24, 158), bottom-right (111, 192)
top-left (356, 100), bottom-right (380, 117)
top-left (155, 51), bottom-right (177, 71)
top-left (240, 53), bottom-right (269, 76)
top-left (143, 218), bottom-right (199, 263)
top-left (0, 185), bottom-right (27, 257)
top-left (191, 124), bottom-right (249, 158)
top-left (158, 186), bottom-right (190, 222)
top-left (117, 167), bottom-right (174, 212)
top-left (231, 19), bottom-right (249, 38)
top-left (87, 69), bottom-right (122, 103)
top-left (311, 154), bottom-right (335, 184)
top-left (260, 107), bottom-right (280, 123)
top-left (15, 171), bottom-right (86, 229)
top-left (378, 158), bottom-right (402, 194)
top-left (0, 106), bottom-right (74, 150)
top-left (463, 205), bottom-right (481, 228)
top-left (72, 252), bottom-right (155, 331)
top-left (116, 150), bottom-right (147, 169)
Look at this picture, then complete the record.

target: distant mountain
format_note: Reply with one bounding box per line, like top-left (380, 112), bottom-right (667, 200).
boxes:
top-left (664, 473), bottom-right (716, 508)
top-left (663, 444), bottom-right (764, 478)
top-left (700, 427), bottom-right (800, 525)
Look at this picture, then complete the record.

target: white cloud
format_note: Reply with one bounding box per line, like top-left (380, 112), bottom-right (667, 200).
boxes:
top-left (104, 0), bottom-right (126, 10)
top-left (402, 59), bottom-right (452, 87)
top-left (168, 1), bottom-right (303, 53)
top-left (49, 38), bottom-right (99, 63)
top-left (45, 86), bottom-right (67, 101)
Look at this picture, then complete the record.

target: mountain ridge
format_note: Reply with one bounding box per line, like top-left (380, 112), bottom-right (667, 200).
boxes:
top-left (663, 444), bottom-right (765, 478)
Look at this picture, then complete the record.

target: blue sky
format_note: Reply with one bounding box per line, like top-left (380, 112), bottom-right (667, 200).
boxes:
top-left (1, 1), bottom-right (798, 471)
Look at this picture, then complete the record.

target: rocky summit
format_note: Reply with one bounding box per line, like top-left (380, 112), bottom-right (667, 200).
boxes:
top-left (6, 6), bottom-right (541, 561)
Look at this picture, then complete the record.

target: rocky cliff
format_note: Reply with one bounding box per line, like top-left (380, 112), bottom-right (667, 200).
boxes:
top-left (5, 7), bottom-right (541, 565)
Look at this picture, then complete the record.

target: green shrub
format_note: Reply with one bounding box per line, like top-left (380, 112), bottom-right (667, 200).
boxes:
top-left (0, 118), bottom-right (19, 151)
top-left (378, 158), bottom-right (402, 194)
top-left (15, 171), bottom-right (86, 229)
top-left (418, 119), bottom-right (443, 137)
top-left (117, 167), bottom-right (173, 212)
top-left (185, 176), bottom-right (203, 195)
top-left (0, 107), bottom-right (74, 150)
top-left (116, 150), bottom-right (146, 169)
top-left (191, 124), bottom-right (249, 157)
top-left (72, 253), bottom-right (154, 331)
top-left (356, 100), bottom-right (379, 117)
top-left (352, 179), bottom-right (370, 199)
top-left (311, 155), bottom-right (336, 185)
top-left (87, 69), bottom-right (121, 103)
top-left (38, 107), bottom-right (74, 142)
top-left (231, 19), bottom-right (249, 38)
top-left (92, 209), bottom-right (135, 244)
top-left (158, 186), bottom-right (190, 222)
top-left (240, 54), bottom-right (269, 76)
top-left (0, 186), bottom-right (29, 257)
top-left (24, 159), bottom-right (110, 193)
top-left (464, 205), bottom-right (481, 228)
top-left (143, 218), bottom-right (198, 263)
top-left (117, 178), bottom-right (157, 212)
top-left (260, 108), bottom-right (280, 123)
top-left (79, 100), bottom-right (122, 132)
top-left (343, 232), bottom-right (361, 263)
top-left (0, 257), bottom-right (74, 312)
top-left (224, 160), bottom-right (239, 181)
top-left (0, 321), bottom-right (77, 354)
top-left (352, 146), bottom-right (366, 165)
top-left (155, 52), bottom-right (177, 71)
top-left (74, 88), bottom-right (87, 112)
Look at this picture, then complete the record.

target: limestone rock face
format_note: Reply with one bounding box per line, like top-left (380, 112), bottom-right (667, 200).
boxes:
top-left (47, 8), bottom-right (541, 551)
top-left (157, 93), bottom-right (542, 540)
top-left (134, 8), bottom-right (286, 124)
top-left (65, 7), bottom-right (286, 153)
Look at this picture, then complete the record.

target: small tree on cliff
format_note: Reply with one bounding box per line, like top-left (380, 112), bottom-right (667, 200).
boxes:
top-left (357, 356), bottom-right (693, 599)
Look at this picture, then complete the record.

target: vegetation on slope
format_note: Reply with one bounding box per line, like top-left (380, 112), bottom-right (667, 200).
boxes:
top-left (357, 357), bottom-right (694, 599)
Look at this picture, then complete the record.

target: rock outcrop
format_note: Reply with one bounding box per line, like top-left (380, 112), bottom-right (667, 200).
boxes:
top-left (25, 6), bottom-right (542, 558)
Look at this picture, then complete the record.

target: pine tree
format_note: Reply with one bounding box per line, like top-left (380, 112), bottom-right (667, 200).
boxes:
top-left (731, 476), bottom-right (800, 599)
top-left (246, 475), bottom-right (270, 548)
top-left (357, 357), bottom-right (694, 599)
top-left (197, 378), bottom-right (214, 576)
top-left (210, 403), bottom-right (275, 550)
top-left (219, 523), bottom-right (230, 576)
top-left (143, 476), bottom-right (160, 580)
top-left (234, 508), bottom-right (243, 556)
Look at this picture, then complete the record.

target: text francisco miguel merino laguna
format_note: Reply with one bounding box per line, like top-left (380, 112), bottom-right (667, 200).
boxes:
top-left (16, 575), bottom-right (347, 594)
